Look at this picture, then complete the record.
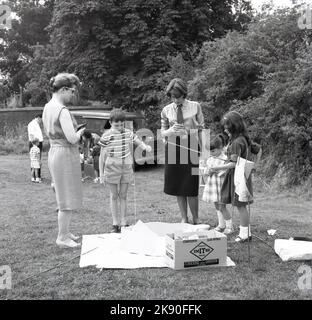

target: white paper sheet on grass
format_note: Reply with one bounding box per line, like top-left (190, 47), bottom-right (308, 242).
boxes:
top-left (79, 221), bottom-right (235, 269)
top-left (274, 239), bottom-right (312, 261)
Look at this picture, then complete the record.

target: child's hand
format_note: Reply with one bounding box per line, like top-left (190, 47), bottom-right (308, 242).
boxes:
top-left (207, 167), bottom-right (218, 175)
top-left (99, 135), bottom-right (111, 146)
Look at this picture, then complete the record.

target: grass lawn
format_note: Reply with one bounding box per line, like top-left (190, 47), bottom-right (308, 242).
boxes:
top-left (0, 154), bottom-right (312, 300)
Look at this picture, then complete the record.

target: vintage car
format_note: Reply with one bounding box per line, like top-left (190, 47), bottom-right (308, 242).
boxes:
top-left (71, 109), bottom-right (164, 167)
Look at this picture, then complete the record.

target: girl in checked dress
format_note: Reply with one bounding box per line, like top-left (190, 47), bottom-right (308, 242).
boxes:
top-left (30, 139), bottom-right (42, 183)
top-left (202, 135), bottom-right (228, 232)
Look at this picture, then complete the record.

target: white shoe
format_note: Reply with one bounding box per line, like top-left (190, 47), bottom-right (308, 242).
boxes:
top-left (31, 178), bottom-right (36, 183)
top-left (235, 235), bottom-right (252, 243)
top-left (56, 238), bottom-right (81, 248)
top-left (223, 227), bottom-right (235, 235)
top-left (69, 233), bottom-right (80, 241)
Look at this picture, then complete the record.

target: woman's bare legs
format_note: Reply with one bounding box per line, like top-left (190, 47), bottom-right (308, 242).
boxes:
top-left (56, 210), bottom-right (80, 247)
top-left (177, 196), bottom-right (188, 223)
top-left (187, 196), bottom-right (199, 224)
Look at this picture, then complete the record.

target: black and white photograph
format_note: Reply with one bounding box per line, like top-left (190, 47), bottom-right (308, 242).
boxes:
top-left (0, 0), bottom-right (312, 304)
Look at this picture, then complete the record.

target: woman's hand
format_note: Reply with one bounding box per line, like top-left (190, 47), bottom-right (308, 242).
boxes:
top-left (172, 123), bottom-right (186, 136)
top-left (172, 123), bottom-right (184, 131)
top-left (162, 123), bottom-right (185, 138)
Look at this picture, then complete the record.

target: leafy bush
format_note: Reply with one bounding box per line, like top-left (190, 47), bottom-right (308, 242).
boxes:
top-left (0, 124), bottom-right (29, 155)
top-left (0, 121), bottom-right (52, 154)
top-left (188, 8), bottom-right (312, 186)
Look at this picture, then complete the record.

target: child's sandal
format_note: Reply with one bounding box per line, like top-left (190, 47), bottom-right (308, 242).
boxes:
top-left (214, 226), bottom-right (225, 232)
top-left (223, 227), bottom-right (235, 235)
top-left (235, 235), bottom-right (252, 243)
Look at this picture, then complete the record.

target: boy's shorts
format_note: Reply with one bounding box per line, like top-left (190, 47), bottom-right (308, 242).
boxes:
top-left (104, 156), bottom-right (133, 184)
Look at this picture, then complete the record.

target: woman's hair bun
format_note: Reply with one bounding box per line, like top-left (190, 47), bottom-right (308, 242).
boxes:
top-left (50, 73), bottom-right (81, 92)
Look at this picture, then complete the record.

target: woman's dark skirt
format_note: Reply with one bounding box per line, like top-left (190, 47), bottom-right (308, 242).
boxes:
top-left (164, 135), bottom-right (199, 197)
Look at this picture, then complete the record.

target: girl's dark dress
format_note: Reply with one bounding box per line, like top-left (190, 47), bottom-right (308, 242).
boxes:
top-left (221, 135), bottom-right (259, 207)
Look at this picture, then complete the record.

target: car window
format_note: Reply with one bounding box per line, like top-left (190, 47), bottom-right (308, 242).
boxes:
top-left (103, 120), bottom-right (111, 130)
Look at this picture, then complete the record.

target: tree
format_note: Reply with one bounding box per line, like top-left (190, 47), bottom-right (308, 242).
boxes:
top-left (0, 81), bottom-right (11, 107)
top-left (0, 0), bottom-right (54, 93)
top-left (47, 0), bottom-right (252, 117)
top-left (189, 7), bottom-right (312, 185)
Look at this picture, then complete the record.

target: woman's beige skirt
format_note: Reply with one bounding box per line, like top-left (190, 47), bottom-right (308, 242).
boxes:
top-left (48, 145), bottom-right (83, 211)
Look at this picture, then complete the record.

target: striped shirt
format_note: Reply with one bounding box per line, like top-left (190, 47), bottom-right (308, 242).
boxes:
top-left (98, 128), bottom-right (145, 159)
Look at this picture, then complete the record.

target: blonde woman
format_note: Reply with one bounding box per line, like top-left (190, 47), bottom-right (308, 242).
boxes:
top-left (43, 73), bottom-right (85, 248)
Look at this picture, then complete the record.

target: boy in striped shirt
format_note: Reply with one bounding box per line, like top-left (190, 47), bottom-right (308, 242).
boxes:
top-left (98, 108), bottom-right (152, 233)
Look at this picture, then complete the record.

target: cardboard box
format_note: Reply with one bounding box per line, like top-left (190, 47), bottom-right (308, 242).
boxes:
top-left (165, 229), bottom-right (227, 270)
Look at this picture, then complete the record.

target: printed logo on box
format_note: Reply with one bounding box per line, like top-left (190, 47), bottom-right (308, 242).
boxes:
top-left (190, 242), bottom-right (214, 260)
top-left (166, 250), bottom-right (174, 260)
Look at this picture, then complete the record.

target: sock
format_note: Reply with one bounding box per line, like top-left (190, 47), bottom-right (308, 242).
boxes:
top-left (225, 219), bottom-right (233, 230)
top-left (216, 211), bottom-right (226, 228)
top-left (239, 226), bottom-right (251, 239)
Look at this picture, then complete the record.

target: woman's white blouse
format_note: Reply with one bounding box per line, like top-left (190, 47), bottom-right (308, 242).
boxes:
top-left (161, 99), bottom-right (205, 132)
